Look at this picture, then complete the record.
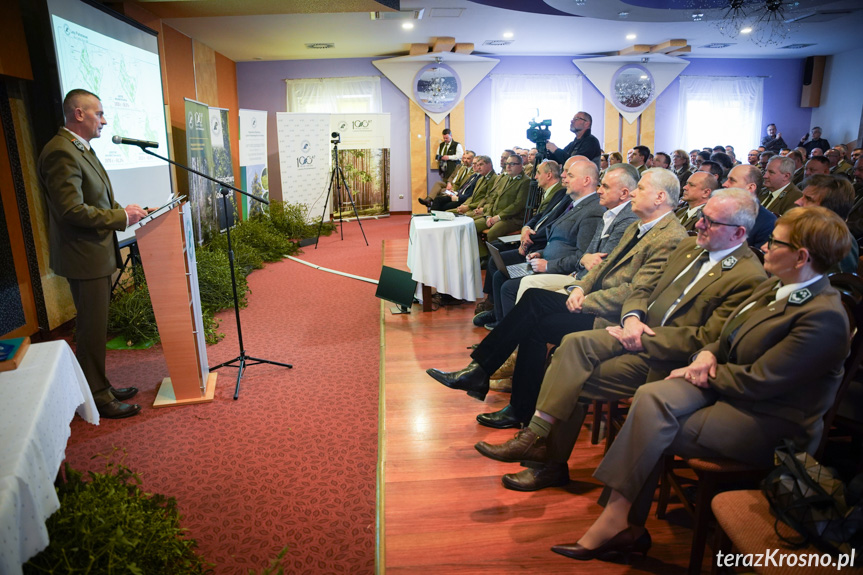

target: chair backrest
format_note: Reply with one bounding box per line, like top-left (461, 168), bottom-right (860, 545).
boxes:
top-left (817, 272), bottom-right (863, 458)
top-left (749, 246), bottom-right (765, 264)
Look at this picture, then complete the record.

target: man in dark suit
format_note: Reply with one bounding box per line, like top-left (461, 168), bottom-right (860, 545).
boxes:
top-left (760, 156), bottom-right (802, 215)
top-left (428, 156), bottom-right (480, 211)
top-left (724, 164), bottom-right (775, 247)
top-left (485, 160), bottom-right (605, 324)
top-left (480, 190), bottom-right (766, 491)
top-left (427, 169), bottom-right (688, 417)
top-left (760, 123), bottom-right (787, 153)
top-left (38, 89), bottom-right (148, 419)
top-left (422, 149), bottom-right (474, 206)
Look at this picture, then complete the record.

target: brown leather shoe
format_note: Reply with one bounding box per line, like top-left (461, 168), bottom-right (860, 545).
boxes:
top-left (502, 462), bottom-right (569, 491)
top-left (475, 428), bottom-right (548, 465)
top-left (98, 399), bottom-right (141, 419)
top-left (474, 298), bottom-right (493, 314)
top-left (111, 387), bottom-right (139, 401)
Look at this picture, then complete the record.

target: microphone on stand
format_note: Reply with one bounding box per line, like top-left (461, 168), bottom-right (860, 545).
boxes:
top-left (112, 135), bottom-right (159, 148)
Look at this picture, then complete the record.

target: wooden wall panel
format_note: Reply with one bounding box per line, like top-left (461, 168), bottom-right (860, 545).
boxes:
top-left (193, 40), bottom-right (218, 108)
top-left (409, 101), bottom-right (427, 205)
top-left (641, 101), bottom-right (656, 153)
top-left (0, 0), bottom-right (32, 80)
top-left (622, 113), bottom-right (639, 157)
top-left (449, 102), bottom-right (465, 151)
top-left (604, 100), bottom-right (620, 153)
top-left (428, 116), bottom-right (445, 172)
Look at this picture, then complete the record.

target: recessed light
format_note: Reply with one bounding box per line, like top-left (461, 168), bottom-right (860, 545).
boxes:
top-left (402, 22), bottom-right (414, 30)
top-left (503, 31), bottom-right (514, 39)
top-left (618, 11), bottom-right (629, 18)
top-left (691, 13), bottom-right (704, 21)
top-left (626, 34), bottom-right (637, 40)
top-left (741, 27), bottom-right (753, 34)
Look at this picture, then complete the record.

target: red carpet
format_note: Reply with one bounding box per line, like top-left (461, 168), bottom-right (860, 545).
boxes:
top-left (63, 215), bottom-right (411, 574)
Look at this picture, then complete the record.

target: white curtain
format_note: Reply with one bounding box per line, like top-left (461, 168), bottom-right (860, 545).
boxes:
top-left (285, 76), bottom-right (382, 113)
top-left (677, 76), bottom-right (764, 156)
top-left (489, 74), bottom-right (583, 156)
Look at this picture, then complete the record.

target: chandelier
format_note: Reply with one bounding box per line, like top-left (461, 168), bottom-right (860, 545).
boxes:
top-left (709, 0), bottom-right (800, 47)
top-left (423, 58), bottom-right (456, 106)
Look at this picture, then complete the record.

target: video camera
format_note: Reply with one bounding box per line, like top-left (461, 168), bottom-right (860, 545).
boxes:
top-left (526, 119), bottom-right (551, 145)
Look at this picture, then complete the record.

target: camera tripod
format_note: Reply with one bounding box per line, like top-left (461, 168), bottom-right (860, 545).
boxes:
top-left (315, 132), bottom-right (368, 248)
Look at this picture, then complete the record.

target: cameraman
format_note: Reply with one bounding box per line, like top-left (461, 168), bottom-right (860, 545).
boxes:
top-left (435, 128), bottom-right (464, 181)
top-left (546, 111), bottom-right (602, 168)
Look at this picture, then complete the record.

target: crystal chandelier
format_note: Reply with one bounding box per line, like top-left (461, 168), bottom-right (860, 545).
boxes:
top-left (424, 58), bottom-right (456, 106)
top-left (709, 0), bottom-right (800, 47)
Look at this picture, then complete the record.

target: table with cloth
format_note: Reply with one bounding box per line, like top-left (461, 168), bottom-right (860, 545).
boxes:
top-left (407, 215), bottom-right (483, 310)
top-left (0, 340), bottom-right (99, 575)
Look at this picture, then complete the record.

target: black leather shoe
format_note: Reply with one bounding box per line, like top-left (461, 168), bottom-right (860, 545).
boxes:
top-left (111, 387), bottom-right (139, 401)
top-left (418, 197), bottom-right (432, 207)
top-left (475, 427), bottom-right (548, 465)
top-left (551, 527), bottom-right (651, 562)
top-left (473, 310), bottom-right (495, 327)
top-left (502, 462), bottom-right (570, 491)
top-left (426, 362), bottom-right (490, 401)
top-left (98, 399), bottom-right (142, 419)
top-left (476, 405), bottom-right (524, 429)
top-left (484, 321), bottom-right (498, 331)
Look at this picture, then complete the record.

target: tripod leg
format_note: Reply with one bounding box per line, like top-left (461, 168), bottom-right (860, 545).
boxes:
top-left (336, 165), bottom-right (369, 246)
top-left (315, 167), bottom-right (337, 249)
top-left (233, 355), bottom-right (246, 400)
top-left (244, 356), bottom-right (293, 368)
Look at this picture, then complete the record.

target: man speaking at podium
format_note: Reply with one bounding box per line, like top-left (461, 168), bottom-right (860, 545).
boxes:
top-left (38, 89), bottom-right (148, 419)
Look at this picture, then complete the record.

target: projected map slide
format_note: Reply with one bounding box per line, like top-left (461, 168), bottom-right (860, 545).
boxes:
top-left (51, 15), bottom-right (168, 171)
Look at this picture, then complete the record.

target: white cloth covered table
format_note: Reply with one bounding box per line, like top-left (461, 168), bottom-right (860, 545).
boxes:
top-left (0, 341), bottom-right (98, 575)
top-left (407, 215), bottom-right (483, 302)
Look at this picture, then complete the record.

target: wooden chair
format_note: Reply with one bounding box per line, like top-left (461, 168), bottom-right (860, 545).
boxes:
top-left (656, 272), bottom-right (863, 575)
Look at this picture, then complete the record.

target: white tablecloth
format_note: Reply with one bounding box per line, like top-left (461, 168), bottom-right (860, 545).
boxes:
top-left (407, 215), bottom-right (483, 302)
top-left (0, 341), bottom-right (98, 575)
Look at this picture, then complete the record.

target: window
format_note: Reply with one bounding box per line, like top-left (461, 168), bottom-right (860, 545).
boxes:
top-left (677, 76), bottom-right (764, 155)
top-left (489, 74), bottom-right (583, 156)
top-left (285, 76), bottom-right (382, 113)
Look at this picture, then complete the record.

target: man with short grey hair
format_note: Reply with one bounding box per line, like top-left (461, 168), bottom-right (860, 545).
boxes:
top-left (760, 156), bottom-right (802, 215)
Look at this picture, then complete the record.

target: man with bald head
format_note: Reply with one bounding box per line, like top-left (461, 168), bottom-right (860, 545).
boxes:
top-left (477, 160), bottom-right (605, 327)
top-left (676, 171), bottom-right (719, 230)
top-left (546, 111), bottom-right (602, 168)
top-left (723, 164), bottom-right (775, 247)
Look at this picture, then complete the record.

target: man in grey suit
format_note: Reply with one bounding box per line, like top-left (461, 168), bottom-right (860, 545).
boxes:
top-left (487, 160), bottom-right (605, 323)
top-left (38, 89), bottom-right (148, 419)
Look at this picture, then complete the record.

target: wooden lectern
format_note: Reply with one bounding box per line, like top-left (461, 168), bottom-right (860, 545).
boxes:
top-left (136, 202), bottom-right (217, 406)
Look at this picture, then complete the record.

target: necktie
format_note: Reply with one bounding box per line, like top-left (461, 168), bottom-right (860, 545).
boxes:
top-left (650, 250), bottom-right (710, 326)
top-left (592, 228), bottom-right (642, 289)
top-left (716, 285), bottom-right (778, 363)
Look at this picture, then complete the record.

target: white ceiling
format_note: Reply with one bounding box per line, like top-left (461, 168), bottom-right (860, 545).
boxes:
top-left (157, 0), bottom-right (863, 62)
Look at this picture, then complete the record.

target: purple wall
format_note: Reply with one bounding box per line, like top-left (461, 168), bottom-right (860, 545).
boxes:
top-left (237, 55), bottom-right (810, 212)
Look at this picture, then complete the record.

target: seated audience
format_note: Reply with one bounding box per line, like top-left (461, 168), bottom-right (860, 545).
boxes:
top-left (627, 146), bottom-right (650, 176)
top-left (671, 149), bottom-right (694, 188)
top-left (804, 155), bottom-right (831, 180)
top-left (422, 149), bottom-right (474, 205)
top-left (794, 174), bottom-right (858, 273)
top-left (746, 149), bottom-right (759, 166)
top-left (758, 150), bottom-right (774, 172)
top-left (698, 160), bottom-right (724, 181)
top-left (473, 153), bottom-right (530, 255)
top-left (455, 157), bottom-right (497, 215)
top-left (788, 149), bottom-right (806, 185)
top-left (474, 189), bottom-right (765, 492)
top-left (552, 206), bottom-right (850, 562)
top-left (425, 169), bottom-right (687, 422)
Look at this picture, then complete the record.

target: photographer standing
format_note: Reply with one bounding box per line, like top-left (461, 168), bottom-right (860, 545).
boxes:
top-left (435, 128), bottom-right (464, 181)
top-left (546, 111), bottom-right (601, 168)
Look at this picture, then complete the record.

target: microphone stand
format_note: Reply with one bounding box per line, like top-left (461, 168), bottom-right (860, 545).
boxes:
top-left (138, 145), bottom-right (293, 400)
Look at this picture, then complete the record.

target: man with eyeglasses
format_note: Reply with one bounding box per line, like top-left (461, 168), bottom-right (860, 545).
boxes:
top-left (723, 164), bottom-right (775, 248)
top-left (473, 153), bottom-right (531, 254)
top-left (473, 189), bottom-right (766, 492)
top-left (546, 111), bottom-right (602, 168)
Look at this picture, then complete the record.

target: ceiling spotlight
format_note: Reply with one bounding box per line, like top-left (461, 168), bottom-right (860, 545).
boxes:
top-left (503, 31), bottom-right (514, 38)
top-left (626, 34), bottom-right (636, 40)
top-left (618, 11), bottom-right (629, 18)
top-left (691, 13), bottom-right (704, 21)
top-left (402, 22), bottom-right (414, 30)
top-left (741, 27), bottom-right (753, 34)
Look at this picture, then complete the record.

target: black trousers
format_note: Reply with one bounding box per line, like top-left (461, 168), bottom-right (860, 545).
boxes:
top-left (470, 287), bottom-right (595, 421)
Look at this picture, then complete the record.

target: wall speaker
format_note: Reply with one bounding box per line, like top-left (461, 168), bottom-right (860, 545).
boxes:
top-left (800, 56), bottom-right (826, 108)
top-left (375, 266), bottom-right (417, 314)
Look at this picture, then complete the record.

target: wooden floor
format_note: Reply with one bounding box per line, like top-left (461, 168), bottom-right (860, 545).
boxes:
top-left (380, 239), bottom-right (699, 574)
